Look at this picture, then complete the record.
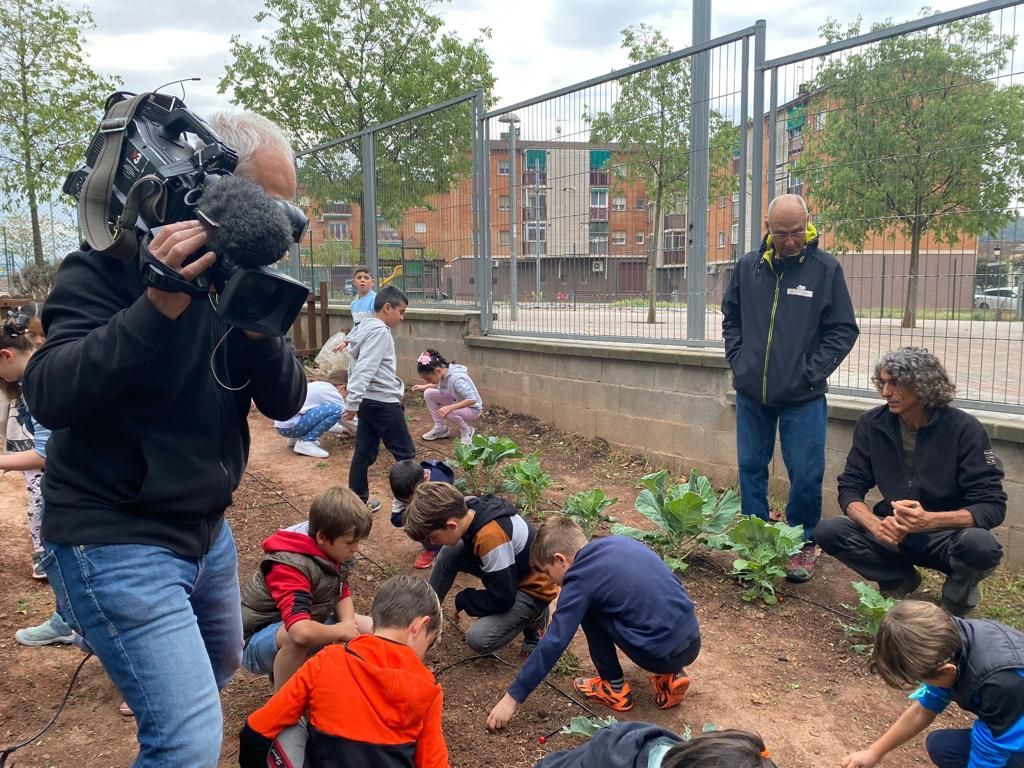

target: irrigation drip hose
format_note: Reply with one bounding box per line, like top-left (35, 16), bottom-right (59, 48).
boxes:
top-left (0, 652), bottom-right (94, 767)
top-left (243, 470), bottom-right (307, 517)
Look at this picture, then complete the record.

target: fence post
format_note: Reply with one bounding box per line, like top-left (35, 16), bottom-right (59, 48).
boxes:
top-left (319, 280), bottom-right (330, 343)
top-left (361, 132), bottom-right (379, 280)
top-left (686, 0), bottom-right (711, 340)
top-left (473, 91), bottom-right (493, 332)
top-left (766, 66), bottom-right (779, 211)
top-left (749, 21), bottom-right (766, 251)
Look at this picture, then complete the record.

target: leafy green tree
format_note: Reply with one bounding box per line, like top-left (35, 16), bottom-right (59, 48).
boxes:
top-left (220, 0), bottom-right (495, 237)
top-left (0, 0), bottom-right (118, 266)
top-left (797, 11), bottom-right (1024, 328)
top-left (586, 25), bottom-right (737, 323)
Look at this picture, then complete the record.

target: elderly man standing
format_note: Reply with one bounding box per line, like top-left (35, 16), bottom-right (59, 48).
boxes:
top-left (721, 194), bottom-right (859, 582)
top-left (816, 348), bottom-right (1005, 616)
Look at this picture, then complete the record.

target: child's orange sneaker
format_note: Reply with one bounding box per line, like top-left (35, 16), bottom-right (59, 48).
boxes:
top-left (649, 673), bottom-right (690, 709)
top-left (572, 677), bottom-right (634, 712)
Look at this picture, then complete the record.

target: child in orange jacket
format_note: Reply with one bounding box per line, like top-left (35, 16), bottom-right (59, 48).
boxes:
top-left (239, 574), bottom-right (448, 768)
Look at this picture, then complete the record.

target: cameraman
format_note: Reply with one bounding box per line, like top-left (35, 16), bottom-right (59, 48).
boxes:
top-left (22, 112), bottom-right (306, 766)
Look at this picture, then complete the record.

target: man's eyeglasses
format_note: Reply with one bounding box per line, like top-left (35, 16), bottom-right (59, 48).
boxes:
top-left (769, 228), bottom-right (805, 242)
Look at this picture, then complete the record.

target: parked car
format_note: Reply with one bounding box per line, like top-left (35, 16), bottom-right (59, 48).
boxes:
top-left (973, 287), bottom-right (1019, 310)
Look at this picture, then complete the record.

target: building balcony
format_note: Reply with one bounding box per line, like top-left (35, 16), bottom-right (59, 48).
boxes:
top-left (322, 202), bottom-right (352, 216)
top-left (589, 170), bottom-right (610, 186)
top-left (522, 241), bottom-right (547, 255)
top-left (523, 170), bottom-right (547, 186)
top-left (589, 206), bottom-right (609, 222)
top-left (523, 206), bottom-right (547, 221)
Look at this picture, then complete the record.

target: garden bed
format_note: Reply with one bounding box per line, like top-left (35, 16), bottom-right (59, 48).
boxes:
top-left (4, 396), bottom-right (1011, 767)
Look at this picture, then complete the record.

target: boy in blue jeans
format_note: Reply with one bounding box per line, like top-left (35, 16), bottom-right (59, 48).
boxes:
top-left (241, 486), bottom-right (374, 689)
top-left (388, 458), bottom-right (454, 569)
top-left (842, 600), bottom-right (1024, 768)
top-left (487, 515), bottom-right (701, 731)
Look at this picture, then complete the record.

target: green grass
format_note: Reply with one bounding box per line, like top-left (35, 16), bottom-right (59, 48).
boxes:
top-left (918, 567), bottom-right (1024, 631)
top-left (855, 307), bottom-right (1020, 322)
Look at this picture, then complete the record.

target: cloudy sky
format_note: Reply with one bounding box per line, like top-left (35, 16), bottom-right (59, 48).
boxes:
top-left (79, 0), bottom-right (971, 121)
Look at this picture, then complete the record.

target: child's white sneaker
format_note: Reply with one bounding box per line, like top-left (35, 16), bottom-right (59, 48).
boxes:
top-left (422, 425), bottom-right (450, 441)
top-left (294, 439), bottom-right (329, 458)
top-left (460, 426), bottom-right (476, 445)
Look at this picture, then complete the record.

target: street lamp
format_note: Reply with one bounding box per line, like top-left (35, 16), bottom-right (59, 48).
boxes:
top-left (498, 113), bottom-right (520, 320)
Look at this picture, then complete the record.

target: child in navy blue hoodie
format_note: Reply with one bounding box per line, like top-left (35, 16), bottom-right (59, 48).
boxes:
top-left (486, 515), bottom-right (701, 730)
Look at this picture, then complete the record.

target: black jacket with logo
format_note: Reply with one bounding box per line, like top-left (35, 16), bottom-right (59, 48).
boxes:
top-left (836, 405), bottom-right (1006, 529)
top-left (721, 233), bottom-right (859, 405)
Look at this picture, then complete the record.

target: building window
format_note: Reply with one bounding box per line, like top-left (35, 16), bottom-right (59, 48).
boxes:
top-left (731, 223), bottom-right (739, 245)
top-left (814, 110), bottom-right (827, 131)
top-left (732, 191), bottom-right (739, 219)
top-left (525, 222), bottom-right (546, 242)
top-left (717, 231), bottom-right (726, 248)
top-left (612, 231), bottom-right (626, 245)
top-left (636, 197), bottom-right (646, 211)
top-left (612, 195), bottom-right (626, 211)
top-left (499, 230), bottom-right (510, 246)
top-left (327, 221), bottom-right (350, 240)
top-left (498, 195), bottom-right (510, 211)
top-left (590, 188), bottom-right (608, 208)
top-left (719, 195), bottom-right (728, 208)
top-left (614, 164), bottom-right (627, 178)
top-left (414, 222), bottom-right (427, 234)
top-left (498, 160), bottom-right (510, 176)
top-left (635, 231), bottom-right (645, 245)
top-left (590, 237), bottom-right (609, 255)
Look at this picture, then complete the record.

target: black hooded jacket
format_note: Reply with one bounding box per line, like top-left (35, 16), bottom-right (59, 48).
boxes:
top-left (721, 231), bottom-right (859, 405)
top-left (22, 247), bottom-right (307, 557)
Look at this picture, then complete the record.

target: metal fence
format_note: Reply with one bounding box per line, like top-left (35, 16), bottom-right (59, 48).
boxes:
top-left (288, 0), bottom-right (1024, 411)
top-left (758, 0), bottom-right (1024, 409)
top-left (481, 21), bottom-right (759, 344)
top-left (293, 91), bottom-right (484, 309)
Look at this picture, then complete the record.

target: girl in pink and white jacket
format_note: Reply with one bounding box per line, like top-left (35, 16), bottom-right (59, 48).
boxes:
top-left (412, 349), bottom-right (483, 445)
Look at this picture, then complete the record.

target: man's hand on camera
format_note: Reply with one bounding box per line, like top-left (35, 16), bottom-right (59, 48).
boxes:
top-left (146, 221), bottom-right (216, 320)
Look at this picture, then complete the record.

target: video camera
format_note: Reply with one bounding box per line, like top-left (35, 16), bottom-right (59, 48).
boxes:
top-left (63, 91), bottom-right (310, 336)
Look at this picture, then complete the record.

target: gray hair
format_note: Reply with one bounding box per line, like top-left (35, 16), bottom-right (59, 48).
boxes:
top-left (206, 112), bottom-right (293, 176)
top-left (767, 193), bottom-right (808, 218)
top-left (872, 347), bottom-right (956, 409)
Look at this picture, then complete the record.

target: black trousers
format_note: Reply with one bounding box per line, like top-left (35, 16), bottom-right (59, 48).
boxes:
top-left (348, 400), bottom-right (416, 502)
top-left (815, 516), bottom-right (1003, 590)
top-left (580, 609), bottom-right (701, 681)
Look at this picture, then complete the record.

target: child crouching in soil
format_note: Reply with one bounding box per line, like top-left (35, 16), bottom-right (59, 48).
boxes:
top-left (239, 575), bottom-right (448, 768)
top-left (842, 600), bottom-right (1024, 768)
top-left (487, 515), bottom-right (701, 731)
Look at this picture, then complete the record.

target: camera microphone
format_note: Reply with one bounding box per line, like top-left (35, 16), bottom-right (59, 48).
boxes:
top-left (195, 175), bottom-right (294, 268)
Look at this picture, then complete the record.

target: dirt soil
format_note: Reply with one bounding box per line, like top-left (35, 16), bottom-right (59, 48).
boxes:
top-left (0, 396), bottom-right (972, 768)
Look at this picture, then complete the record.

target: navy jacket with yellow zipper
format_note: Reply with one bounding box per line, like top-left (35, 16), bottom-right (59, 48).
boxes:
top-left (721, 224), bottom-right (859, 406)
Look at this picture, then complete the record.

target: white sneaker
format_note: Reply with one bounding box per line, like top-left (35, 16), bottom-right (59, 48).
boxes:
top-left (327, 424), bottom-right (345, 434)
top-left (294, 440), bottom-right (329, 458)
top-left (460, 427), bottom-right (476, 445)
top-left (286, 437), bottom-right (298, 447)
top-left (422, 425), bottom-right (450, 441)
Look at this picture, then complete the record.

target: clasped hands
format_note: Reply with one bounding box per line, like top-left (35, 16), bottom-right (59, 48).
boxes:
top-left (874, 499), bottom-right (931, 546)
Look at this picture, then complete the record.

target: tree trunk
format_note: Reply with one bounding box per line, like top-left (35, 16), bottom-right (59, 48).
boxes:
top-left (27, 185), bottom-right (45, 266)
top-left (647, 181), bottom-right (664, 324)
top-left (901, 216), bottom-right (923, 328)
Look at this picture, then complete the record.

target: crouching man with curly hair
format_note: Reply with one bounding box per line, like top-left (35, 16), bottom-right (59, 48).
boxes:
top-left (816, 348), bottom-right (1006, 616)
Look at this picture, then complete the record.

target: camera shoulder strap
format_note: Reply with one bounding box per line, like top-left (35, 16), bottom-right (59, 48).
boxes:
top-left (79, 93), bottom-right (165, 262)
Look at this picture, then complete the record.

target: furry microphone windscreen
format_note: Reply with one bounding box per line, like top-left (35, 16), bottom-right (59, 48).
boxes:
top-left (195, 175), bottom-right (293, 268)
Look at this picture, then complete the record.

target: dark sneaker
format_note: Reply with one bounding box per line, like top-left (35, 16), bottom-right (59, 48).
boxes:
top-left (366, 498), bottom-right (381, 513)
top-left (941, 568), bottom-right (992, 617)
top-left (785, 543), bottom-right (817, 583)
top-left (572, 677), bottom-right (634, 712)
top-left (649, 673), bottom-right (691, 709)
top-left (879, 569), bottom-right (923, 599)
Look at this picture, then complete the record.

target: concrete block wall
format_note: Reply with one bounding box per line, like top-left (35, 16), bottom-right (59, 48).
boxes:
top-left (316, 305), bottom-right (1024, 565)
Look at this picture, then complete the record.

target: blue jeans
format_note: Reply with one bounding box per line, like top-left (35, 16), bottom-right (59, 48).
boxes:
top-left (926, 729), bottom-right (1024, 768)
top-left (735, 392), bottom-right (826, 541)
top-left (42, 521), bottom-right (242, 767)
top-left (275, 403), bottom-right (342, 441)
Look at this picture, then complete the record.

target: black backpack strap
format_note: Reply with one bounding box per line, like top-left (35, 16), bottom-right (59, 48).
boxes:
top-left (78, 93), bottom-right (165, 262)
